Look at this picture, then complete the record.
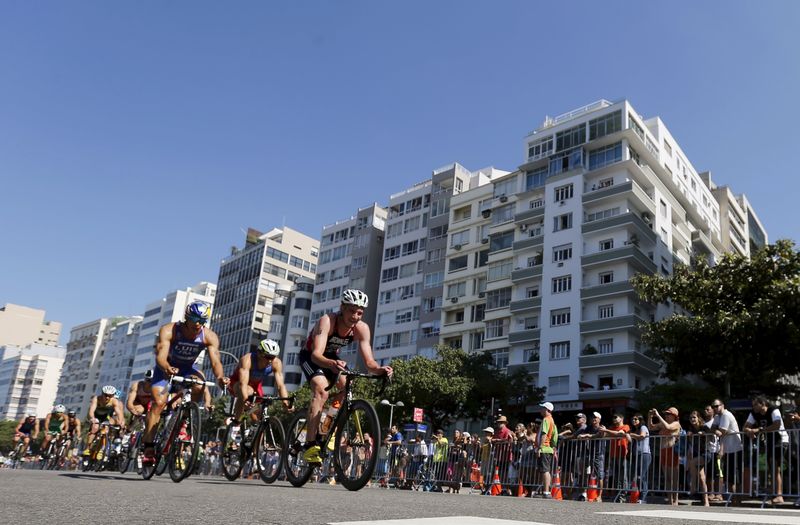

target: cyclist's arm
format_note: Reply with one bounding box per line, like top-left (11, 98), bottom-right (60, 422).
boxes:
top-left (270, 358), bottom-right (291, 407)
top-left (87, 396), bottom-right (98, 422)
top-left (354, 322), bottom-right (392, 377)
top-left (113, 399), bottom-right (126, 430)
top-left (60, 415), bottom-right (68, 433)
top-left (126, 382), bottom-right (141, 415)
top-left (14, 418), bottom-right (23, 433)
top-left (44, 413), bottom-right (52, 431)
top-left (155, 324), bottom-right (175, 375)
top-left (309, 315), bottom-right (340, 370)
top-left (33, 419), bottom-right (40, 439)
top-left (237, 354), bottom-right (251, 400)
top-left (204, 328), bottom-right (228, 387)
top-left (73, 419), bottom-right (82, 436)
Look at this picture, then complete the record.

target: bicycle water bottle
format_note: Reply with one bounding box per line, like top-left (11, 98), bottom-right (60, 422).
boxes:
top-left (320, 400), bottom-right (342, 434)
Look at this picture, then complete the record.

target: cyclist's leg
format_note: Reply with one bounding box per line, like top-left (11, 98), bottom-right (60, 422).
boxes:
top-left (229, 382), bottom-right (255, 421)
top-left (305, 374), bottom-right (332, 446)
top-left (142, 379), bottom-right (169, 461)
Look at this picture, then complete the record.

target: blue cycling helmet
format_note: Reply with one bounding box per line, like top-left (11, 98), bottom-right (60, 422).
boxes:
top-left (185, 301), bottom-right (211, 323)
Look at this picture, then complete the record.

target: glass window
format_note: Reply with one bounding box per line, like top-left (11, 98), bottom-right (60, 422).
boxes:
top-left (489, 230), bottom-right (514, 252)
top-left (550, 308), bottom-right (571, 326)
top-left (555, 124), bottom-right (586, 152)
top-left (554, 184), bottom-right (574, 202)
top-left (599, 271), bottom-right (614, 284)
top-left (588, 110), bottom-right (622, 140)
top-left (548, 375), bottom-right (570, 395)
top-left (551, 275), bottom-right (572, 294)
top-left (525, 166), bottom-right (547, 191)
top-left (552, 244), bottom-right (572, 262)
top-left (486, 287), bottom-right (512, 310)
top-left (553, 213), bottom-right (572, 232)
top-left (599, 238), bottom-right (614, 251)
top-left (549, 341), bottom-right (570, 360)
top-left (598, 338), bottom-right (613, 354)
top-left (448, 255), bottom-right (468, 272)
top-left (598, 304), bottom-right (614, 319)
top-left (486, 318), bottom-right (509, 339)
top-left (588, 142), bottom-right (623, 170)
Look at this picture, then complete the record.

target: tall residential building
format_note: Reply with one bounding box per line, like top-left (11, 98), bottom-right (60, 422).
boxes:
top-left (372, 164), bottom-right (507, 364)
top-left (701, 172), bottom-right (768, 257)
top-left (439, 99), bottom-right (763, 414)
top-left (0, 343), bottom-right (66, 420)
top-left (97, 317), bottom-right (143, 396)
top-left (0, 303), bottom-right (62, 348)
top-left (210, 227), bottom-right (318, 388)
top-left (309, 204), bottom-right (387, 368)
top-left (129, 282), bottom-right (217, 382)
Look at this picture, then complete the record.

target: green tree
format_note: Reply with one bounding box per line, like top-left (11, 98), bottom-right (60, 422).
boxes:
top-left (631, 240), bottom-right (800, 398)
top-left (634, 380), bottom-right (720, 419)
top-left (0, 420), bottom-right (19, 453)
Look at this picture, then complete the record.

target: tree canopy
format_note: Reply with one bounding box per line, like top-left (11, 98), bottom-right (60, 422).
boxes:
top-left (631, 240), bottom-right (800, 398)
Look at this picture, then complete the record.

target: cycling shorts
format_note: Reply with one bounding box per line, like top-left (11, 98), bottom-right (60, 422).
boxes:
top-left (299, 350), bottom-right (342, 384)
top-left (151, 365), bottom-right (203, 389)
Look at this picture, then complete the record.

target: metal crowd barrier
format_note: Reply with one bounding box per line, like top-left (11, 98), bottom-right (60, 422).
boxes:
top-left (369, 428), bottom-right (800, 507)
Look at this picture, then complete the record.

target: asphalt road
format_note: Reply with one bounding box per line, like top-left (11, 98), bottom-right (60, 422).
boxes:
top-left (2, 469), bottom-right (799, 525)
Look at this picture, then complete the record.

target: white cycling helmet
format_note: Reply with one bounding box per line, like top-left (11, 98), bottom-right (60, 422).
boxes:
top-left (341, 289), bottom-right (369, 308)
top-left (257, 339), bottom-right (280, 357)
top-left (53, 404), bottom-right (66, 414)
top-left (27, 412), bottom-right (37, 418)
top-left (101, 385), bottom-right (117, 395)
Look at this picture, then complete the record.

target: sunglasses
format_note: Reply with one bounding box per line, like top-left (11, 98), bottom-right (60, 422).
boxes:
top-left (711, 404), bottom-right (721, 408)
top-left (186, 316), bottom-right (207, 325)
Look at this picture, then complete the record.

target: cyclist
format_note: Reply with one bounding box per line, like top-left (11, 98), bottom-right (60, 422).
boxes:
top-left (298, 289), bottom-right (392, 464)
top-left (66, 409), bottom-right (82, 439)
top-left (126, 369), bottom-right (154, 417)
top-left (40, 405), bottom-right (69, 458)
top-left (13, 413), bottom-right (39, 456)
top-left (84, 385), bottom-right (126, 455)
top-left (142, 301), bottom-right (229, 464)
top-left (229, 338), bottom-right (292, 423)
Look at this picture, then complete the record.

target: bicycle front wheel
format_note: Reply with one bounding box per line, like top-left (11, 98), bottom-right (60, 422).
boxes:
top-left (254, 417), bottom-right (285, 484)
top-left (333, 399), bottom-right (380, 491)
top-left (283, 410), bottom-right (314, 487)
top-left (168, 403), bottom-right (201, 483)
top-left (220, 420), bottom-right (245, 481)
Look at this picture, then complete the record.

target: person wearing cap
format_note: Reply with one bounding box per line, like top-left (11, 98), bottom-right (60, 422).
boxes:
top-left (479, 427), bottom-right (494, 492)
top-left (491, 415), bottom-right (515, 494)
top-left (744, 395), bottom-right (790, 504)
top-left (558, 413), bottom-right (587, 498)
top-left (577, 412), bottom-right (607, 501)
top-left (649, 407), bottom-right (681, 505)
top-left (603, 412), bottom-right (631, 500)
top-left (537, 402), bottom-right (558, 498)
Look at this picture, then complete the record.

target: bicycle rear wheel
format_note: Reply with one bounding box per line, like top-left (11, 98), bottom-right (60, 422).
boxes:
top-left (168, 403), bottom-right (201, 483)
top-left (333, 399), bottom-right (380, 491)
top-left (220, 420), bottom-right (245, 481)
top-left (283, 410), bottom-right (314, 487)
top-left (254, 417), bottom-right (285, 484)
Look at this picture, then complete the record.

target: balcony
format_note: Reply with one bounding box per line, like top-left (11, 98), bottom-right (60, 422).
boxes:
top-left (508, 328), bottom-right (541, 345)
top-left (580, 280), bottom-right (636, 300)
top-left (513, 234), bottom-right (544, 251)
top-left (508, 361), bottom-right (539, 375)
top-left (511, 265), bottom-right (543, 283)
top-left (691, 229), bottom-right (715, 255)
top-left (582, 179), bottom-right (656, 218)
top-left (581, 211), bottom-right (657, 244)
top-left (514, 206), bottom-right (545, 224)
top-left (509, 296), bottom-right (542, 313)
top-left (579, 350), bottom-right (661, 375)
top-left (578, 387), bottom-right (638, 401)
top-left (579, 314), bottom-right (646, 334)
top-left (581, 245), bottom-right (657, 274)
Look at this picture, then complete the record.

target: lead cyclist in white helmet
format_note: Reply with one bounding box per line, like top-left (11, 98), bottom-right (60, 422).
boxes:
top-left (297, 288), bottom-right (393, 464)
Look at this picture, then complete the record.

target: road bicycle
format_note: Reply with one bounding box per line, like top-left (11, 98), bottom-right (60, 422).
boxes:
top-left (220, 393), bottom-right (292, 483)
top-left (141, 375), bottom-right (216, 483)
top-left (284, 370), bottom-right (384, 491)
top-left (82, 422), bottom-right (121, 472)
top-left (9, 439), bottom-right (30, 469)
top-left (118, 414), bottom-right (146, 474)
top-left (41, 433), bottom-right (72, 470)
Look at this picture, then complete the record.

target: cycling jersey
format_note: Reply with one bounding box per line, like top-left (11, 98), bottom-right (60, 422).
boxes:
top-left (299, 313), bottom-right (354, 382)
top-left (67, 418), bottom-right (79, 436)
top-left (152, 322), bottom-right (206, 388)
top-left (48, 415), bottom-right (66, 433)
top-left (133, 382), bottom-right (153, 407)
top-left (229, 352), bottom-right (274, 397)
top-left (94, 400), bottom-right (115, 422)
top-left (18, 419), bottom-right (36, 435)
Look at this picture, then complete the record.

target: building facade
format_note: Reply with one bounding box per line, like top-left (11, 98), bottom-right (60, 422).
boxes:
top-left (0, 344), bottom-right (66, 420)
top-left (129, 282), bottom-right (217, 382)
top-left (97, 317), bottom-right (143, 396)
top-left (0, 303), bottom-right (62, 348)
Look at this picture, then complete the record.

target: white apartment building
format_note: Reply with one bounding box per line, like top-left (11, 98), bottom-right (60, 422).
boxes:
top-left (0, 303), bottom-right (62, 348)
top-left (0, 344), bottom-right (65, 420)
top-left (373, 164), bottom-right (507, 364)
top-left (440, 99), bottom-right (763, 415)
top-left (130, 282), bottom-right (217, 382)
top-left (55, 318), bottom-right (112, 417)
top-left (97, 317), bottom-right (143, 396)
top-left (309, 204), bottom-right (387, 368)
top-left (702, 172), bottom-right (768, 257)
top-left (210, 227), bottom-right (318, 389)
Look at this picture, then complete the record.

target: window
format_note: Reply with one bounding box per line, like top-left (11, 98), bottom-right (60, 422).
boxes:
top-left (426, 248), bottom-right (445, 264)
top-left (663, 140), bottom-right (673, 157)
top-left (423, 296), bottom-right (442, 312)
top-left (471, 304), bottom-right (485, 322)
top-left (446, 281), bottom-right (467, 299)
top-left (386, 222), bottom-right (403, 238)
top-left (523, 343), bottom-right (540, 362)
top-left (384, 245), bottom-right (400, 261)
top-left (552, 244), bottom-right (572, 262)
top-left (598, 177), bottom-right (614, 188)
top-left (589, 110), bottom-right (622, 140)
top-left (352, 255), bottom-right (368, 270)
top-left (489, 230), bottom-right (514, 252)
top-left (429, 225), bottom-right (448, 240)
top-left (527, 136), bottom-right (553, 159)
top-left (491, 204), bottom-right (515, 225)
top-left (549, 148), bottom-right (583, 175)
top-left (588, 142), bottom-right (623, 170)
top-left (550, 341), bottom-right (570, 360)
top-left (551, 274), bottom-right (572, 293)
top-left (493, 178), bottom-right (516, 198)
top-left (485, 318), bottom-right (509, 339)
top-left (453, 205), bottom-right (471, 222)
top-left (525, 166), bottom-right (547, 191)
top-left (525, 285), bottom-right (539, 298)
top-left (598, 304), bottom-right (614, 319)
top-left (486, 287), bottom-right (512, 310)
top-left (487, 261), bottom-right (512, 281)
top-left (599, 238), bottom-right (614, 251)
top-left (555, 124), bottom-right (586, 152)
top-left (599, 271), bottom-right (614, 284)
top-left (399, 262), bottom-right (416, 278)
top-left (553, 213), bottom-right (572, 232)
top-left (598, 338), bottom-right (613, 354)
top-left (450, 229), bottom-right (470, 247)
top-left (548, 375), bottom-right (570, 395)
top-left (550, 308), bottom-right (571, 326)
top-left (403, 216), bottom-right (421, 234)
top-left (492, 350), bottom-right (509, 370)
top-left (554, 184), bottom-right (573, 202)
top-left (402, 240), bottom-right (420, 256)
top-left (586, 207), bottom-right (620, 222)
top-left (423, 271), bottom-right (444, 289)
top-left (448, 255), bottom-right (468, 272)
top-left (381, 267), bottom-right (399, 283)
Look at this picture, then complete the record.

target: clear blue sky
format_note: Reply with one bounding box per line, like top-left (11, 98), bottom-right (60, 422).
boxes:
top-left (2, 1), bottom-right (798, 344)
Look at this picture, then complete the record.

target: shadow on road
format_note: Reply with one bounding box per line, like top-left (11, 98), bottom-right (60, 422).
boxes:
top-left (59, 473), bottom-right (143, 482)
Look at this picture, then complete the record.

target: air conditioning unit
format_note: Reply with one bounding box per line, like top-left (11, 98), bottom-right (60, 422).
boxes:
top-left (481, 209), bottom-right (492, 218)
top-left (453, 244), bottom-right (462, 251)
top-left (481, 238), bottom-right (489, 244)
top-left (559, 200), bottom-right (566, 206)
top-left (499, 195), bottom-right (508, 203)
top-left (557, 262), bottom-right (564, 267)
top-left (450, 297), bottom-right (459, 304)
top-left (478, 292), bottom-right (486, 298)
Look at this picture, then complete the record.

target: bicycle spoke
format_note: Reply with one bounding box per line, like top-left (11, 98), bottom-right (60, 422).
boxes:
top-left (334, 400), bottom-right (380, 491)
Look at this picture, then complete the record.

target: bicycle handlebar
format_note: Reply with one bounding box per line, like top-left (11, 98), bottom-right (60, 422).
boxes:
top-left (170, 375), bottom-right (216, 388)
top-left (324, 370), bottom-right (389, 392)
top-left (246, 393), bottom-right (295, 409)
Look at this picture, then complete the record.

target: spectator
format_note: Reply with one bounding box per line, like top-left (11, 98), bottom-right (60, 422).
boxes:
top-left (650, 407), bottom-right (682, 506)
top-left (562, 413), bottom-right (588, 499)
top-left (712, 398), bottom-right (743, 503)
top-left (744, 395), bottom-right (790, 504)
top-left (479, 427), bottom-right (494, 493)
top-left (702, 405), bottom-right (723, 502)
top-left (782, 405), bottom-right (800, 507)
top-left (603, 412), bottom-right (630, 501)
top-left (578, 412), bottom-right (606, 502)
top-left (686, 410), bottom-right (711, 506)
top-left (432, 428), bottom-right (449, 489)
top-left (411, 432), bottom-right (428, 481)
top-left (537, 402), bottom-right (558, 499)
top-left (629, 413), bottom-right (651, 504)
top-left (492, 415), bottom-right (515, 495)
top-left (376, 428), bottom-right (391, 485)
top-left (384, 424), bottom-right (405, 486)
top-left (517, 422), bottom-right (537, 496)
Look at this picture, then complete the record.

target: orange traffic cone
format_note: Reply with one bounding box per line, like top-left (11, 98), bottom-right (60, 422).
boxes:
top-left (587, 474), bottom-right (599, 502)
top-left (551, 468), bottom-right (563, 500)
top-left (629, 481), bottom-right (640, 504)
top-left (517, 477), bottom-right (526, 497)
top-left (490, 466), bottom-right (502, 496)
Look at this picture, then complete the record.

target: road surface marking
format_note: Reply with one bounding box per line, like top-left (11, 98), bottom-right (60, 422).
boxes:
top-left (331, 517), bottom-right (553, 525)
top-left (600, 509), bottom-right (800, 524)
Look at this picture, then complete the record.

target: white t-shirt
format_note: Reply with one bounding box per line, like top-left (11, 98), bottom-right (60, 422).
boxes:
top-left (715, 410), bottom-right (743, 453)
top-left (703, 419), bottom-right (720, 454)
top-left (746, 407), bottom-right (789, 444)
